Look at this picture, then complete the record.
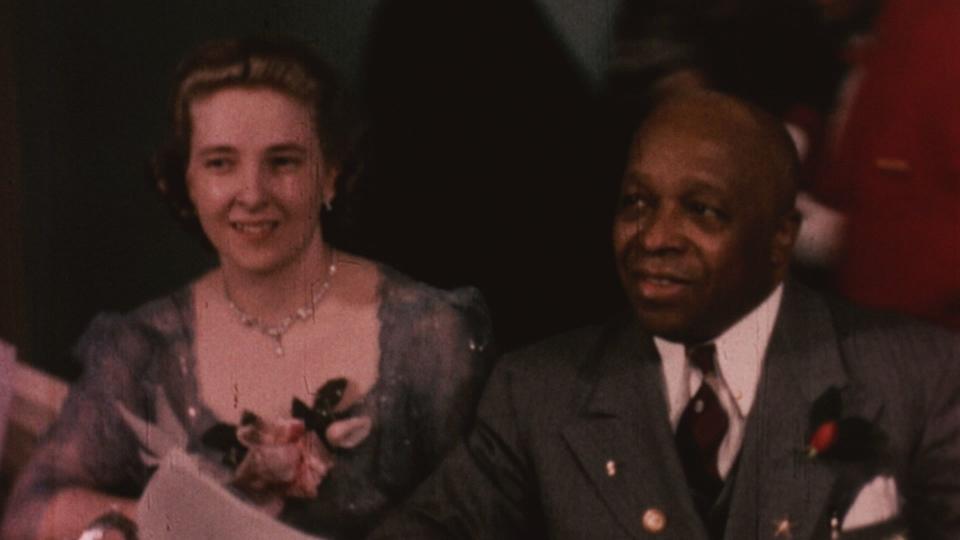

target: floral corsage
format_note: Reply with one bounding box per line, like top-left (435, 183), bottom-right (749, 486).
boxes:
top-left (201, 378), bottom-right (371, 502)
top-left (806, 386), bottom-right (885, 461)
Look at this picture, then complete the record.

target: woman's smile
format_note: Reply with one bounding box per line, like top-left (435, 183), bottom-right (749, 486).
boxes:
top-left (230, 219), bottom-right (280, 239)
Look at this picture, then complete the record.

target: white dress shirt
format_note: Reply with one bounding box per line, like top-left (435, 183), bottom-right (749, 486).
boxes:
top-left (654, 284), bottom-right (784, 479)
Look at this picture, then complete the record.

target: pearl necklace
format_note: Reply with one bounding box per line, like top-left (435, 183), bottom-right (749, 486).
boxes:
top-left (224, 251), bottom-right (338, 357)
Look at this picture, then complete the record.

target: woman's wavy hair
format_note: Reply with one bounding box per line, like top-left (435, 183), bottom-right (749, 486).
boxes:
top-left (151, 36), bottom-right (356, 241)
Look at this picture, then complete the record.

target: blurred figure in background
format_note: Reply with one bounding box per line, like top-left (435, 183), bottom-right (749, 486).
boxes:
top-left (802, 0), bottom-right (960, 330)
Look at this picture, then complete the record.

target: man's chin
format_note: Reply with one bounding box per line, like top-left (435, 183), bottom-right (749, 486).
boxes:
top-left (633, 309), bottom-right (701, 344)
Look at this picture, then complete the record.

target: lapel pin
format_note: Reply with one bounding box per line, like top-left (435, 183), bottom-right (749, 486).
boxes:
top-left (642, 508), bottom-right (666, 533)
top-left (605, 459), bottom-right (617, 477)
top-left (693, 399), bottom-right (705, 413)
top-left (773, 517), bottom-right (794, 538)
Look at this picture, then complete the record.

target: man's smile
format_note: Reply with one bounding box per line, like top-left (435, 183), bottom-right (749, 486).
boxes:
top-left (630, 268), bottom-right (696, 303)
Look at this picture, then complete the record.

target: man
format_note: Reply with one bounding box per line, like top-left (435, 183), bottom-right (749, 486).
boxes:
top-left (371, 91), bottom-right (960, 539)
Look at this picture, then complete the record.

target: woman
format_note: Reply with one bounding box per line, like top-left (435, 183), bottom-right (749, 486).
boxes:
top-left (2, 37), bottom-right (492, 539)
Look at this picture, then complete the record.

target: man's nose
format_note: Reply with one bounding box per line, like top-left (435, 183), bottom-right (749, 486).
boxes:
top-left (638, 207), bottom-right (685, 254)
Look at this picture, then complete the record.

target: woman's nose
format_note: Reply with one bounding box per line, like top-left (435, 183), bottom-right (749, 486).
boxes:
top-left (234, 164), bottom-right (269, 208)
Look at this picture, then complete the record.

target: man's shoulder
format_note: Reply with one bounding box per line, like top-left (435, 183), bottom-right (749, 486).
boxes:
top-left (796, 285), bottom-right (960, 392)
top-left (820, 290), bottom-right (958, 354)
top-left (479, 321), bottom-right (627, 428)
top-left (786, 282), bottom-right (954, 341)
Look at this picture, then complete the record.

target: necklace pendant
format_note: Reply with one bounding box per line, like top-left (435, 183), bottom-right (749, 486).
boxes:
top-left (223, 250), bottom-right (337, 357)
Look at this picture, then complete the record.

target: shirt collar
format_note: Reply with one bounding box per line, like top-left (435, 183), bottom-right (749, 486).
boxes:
top-left (655, 283), bottom-right (784, 422)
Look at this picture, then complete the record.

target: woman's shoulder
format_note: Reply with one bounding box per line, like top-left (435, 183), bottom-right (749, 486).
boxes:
top-left (75, 286), bottom-right (193, 374)
top-left (101, 285), bottom-right (193, 343)
top-left (371, 264), bottom-right (494, 467)
top-left (127, 286), bottom-right (194, 334)
top-left (373, 262), bottom-right (494, 384)
top-left (375, 263), bottom-right (489, 327)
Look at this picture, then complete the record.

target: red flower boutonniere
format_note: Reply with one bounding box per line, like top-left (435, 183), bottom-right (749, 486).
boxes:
top-left (806, 387), bottom-right (886, 462)
top-left (808, 419), bottom-right (839, 458)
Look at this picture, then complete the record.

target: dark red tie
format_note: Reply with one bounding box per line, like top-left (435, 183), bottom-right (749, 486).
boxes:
top-left (675, 343), bottom-right (728, 511)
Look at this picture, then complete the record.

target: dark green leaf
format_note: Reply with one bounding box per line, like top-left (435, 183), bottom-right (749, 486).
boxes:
top-left (313, 378), bottom-right (348, 411)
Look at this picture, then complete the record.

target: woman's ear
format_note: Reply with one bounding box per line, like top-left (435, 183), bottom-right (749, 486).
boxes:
top-left (154, 143), bottom-right (197, 219)
top-left (321, 164), bottom-right (340, 210)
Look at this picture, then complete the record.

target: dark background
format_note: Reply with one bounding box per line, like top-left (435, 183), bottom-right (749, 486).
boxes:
top-left (5, 0), bottom-right (381, 377)
top-left (3, 0), bottom-right (625, 378)
top-left (1, 0), bottom-right (833, 379)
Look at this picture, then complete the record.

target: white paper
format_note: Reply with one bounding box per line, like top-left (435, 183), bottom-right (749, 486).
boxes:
top-left (137, 448), bottom-right (327, 540)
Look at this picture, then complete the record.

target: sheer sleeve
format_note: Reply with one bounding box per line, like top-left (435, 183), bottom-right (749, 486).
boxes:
top-left (2, 313), bottom-right (158, 538)
top-left (408, 286), bottom-right (495, 467)
top-left (373, 277), bottom-right (495, 501)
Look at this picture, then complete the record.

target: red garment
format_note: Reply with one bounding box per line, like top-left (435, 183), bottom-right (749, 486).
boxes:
top-left (814, 0), bottom-right (960, 329)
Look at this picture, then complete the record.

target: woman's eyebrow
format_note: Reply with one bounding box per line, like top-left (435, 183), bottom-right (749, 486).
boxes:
top-left (266, 143), bottom-right (308, 153)
top-left (194, 145), bottom-right (237, 156)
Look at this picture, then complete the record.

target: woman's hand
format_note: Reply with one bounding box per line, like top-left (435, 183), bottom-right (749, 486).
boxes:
top-left (30, 488), bottom-right (137, 540)
top-left (76, 508), bottom-right (138, 540)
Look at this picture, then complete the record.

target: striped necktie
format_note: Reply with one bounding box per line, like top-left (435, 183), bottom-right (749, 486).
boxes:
top-left (675, 343), bottom-right (728, 513)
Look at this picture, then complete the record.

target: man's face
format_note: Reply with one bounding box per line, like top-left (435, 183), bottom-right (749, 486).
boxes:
top-left (612, 118), bottom-right (788, 343)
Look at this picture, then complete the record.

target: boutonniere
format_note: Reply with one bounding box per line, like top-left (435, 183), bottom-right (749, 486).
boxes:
top-left (806, 387), bottom-right (885, 462)
top-left (201, 378), bottom-right (372, 500)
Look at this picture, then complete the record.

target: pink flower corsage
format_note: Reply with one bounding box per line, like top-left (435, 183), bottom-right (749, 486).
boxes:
top-left (201, 378), bottom-right (372, 504)
top-left (233, 416), bottom-right (333, 498)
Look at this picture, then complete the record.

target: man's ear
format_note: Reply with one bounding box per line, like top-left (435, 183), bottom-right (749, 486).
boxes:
top-left (771, 209), bottom-right (802, 270)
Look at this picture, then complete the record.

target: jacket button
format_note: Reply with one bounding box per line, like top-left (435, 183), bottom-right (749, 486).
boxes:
top-left (642, 508), bottom-right (666, 533)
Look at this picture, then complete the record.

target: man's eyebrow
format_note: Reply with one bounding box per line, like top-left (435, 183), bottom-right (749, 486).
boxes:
top-left (684, 178), bottom-right (731, 197)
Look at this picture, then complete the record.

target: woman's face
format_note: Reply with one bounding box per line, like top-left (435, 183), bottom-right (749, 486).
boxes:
top-left (186, 87), bottom-right (336, 276)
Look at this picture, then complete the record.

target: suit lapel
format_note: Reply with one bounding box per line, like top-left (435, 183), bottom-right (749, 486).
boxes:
top-left (726, 283), bottom-right (882, 540)
top-left (562, 317), bottom-right (707, 539)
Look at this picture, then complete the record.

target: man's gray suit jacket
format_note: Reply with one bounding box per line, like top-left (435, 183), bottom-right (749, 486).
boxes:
top-left (372, 282), bottom-right (960, 539)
